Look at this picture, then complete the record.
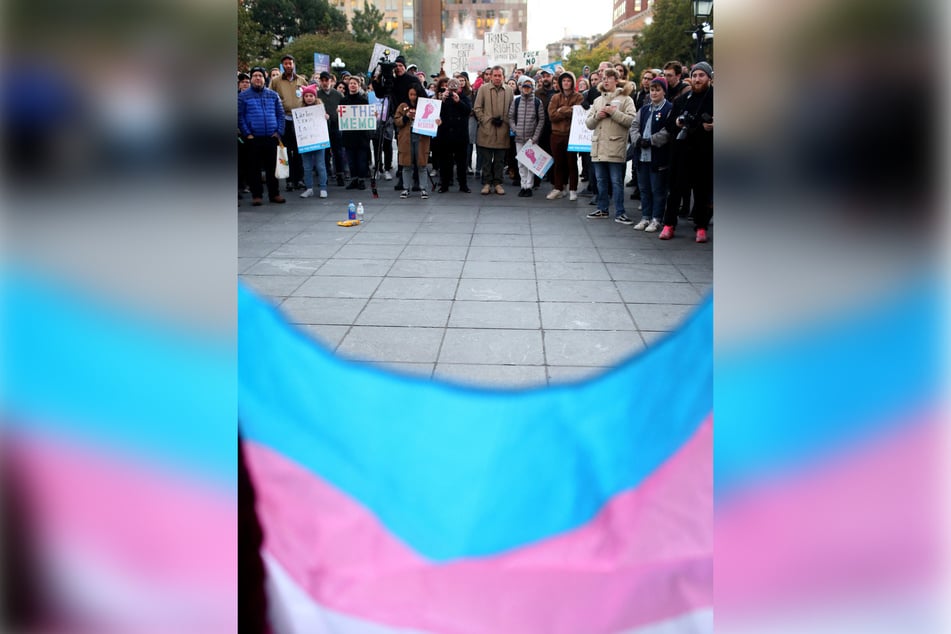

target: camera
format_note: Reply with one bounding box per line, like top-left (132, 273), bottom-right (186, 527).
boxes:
top-left (677, 112), bottom-right (697, 127)
top-left (639, 138), bottom-right (651, 149)
top-left (491, 116), bottom-right (504, 127)
top-left (373, 49), bottom-right (396, 98)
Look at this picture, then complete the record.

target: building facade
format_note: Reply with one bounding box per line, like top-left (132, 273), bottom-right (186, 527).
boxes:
top-left (613, 0), bottom-right (653, 27)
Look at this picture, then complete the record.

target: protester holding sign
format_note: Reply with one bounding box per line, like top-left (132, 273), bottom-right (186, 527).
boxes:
top-left (547, 71), bottom-right (584, 200)
top-left (395, 86), bottom-right (436, 199)
top-left (508, 76), bottom-right (545, 198)
top-left (295, 85), bottom-right (330, 199)
top-left (341, 77), bottom-right (372, 190)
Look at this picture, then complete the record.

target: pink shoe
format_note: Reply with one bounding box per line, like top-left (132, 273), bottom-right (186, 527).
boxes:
top-left (658, 225), bottom-right (675, 240)
top-left (695, 228), bottom-right (707, 243)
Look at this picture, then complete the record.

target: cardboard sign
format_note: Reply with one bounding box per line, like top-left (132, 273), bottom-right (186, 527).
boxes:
top-left (411, 98), bottom-right (441, 138)
top-left (337, 104), bottom-right (378, 131)
top-left (368, 43), bottom-right (401, 73)
top-left (516, 140), bottom-right (553, 178)
top-left (293, 104), bottom-right (331, 152)
top-left (313, 53), bottom-right (330, 75)
top-left (567, 105), bottom-right (593, 152)
top-left (522, 49), bottom-right (548, 68)
top-left (445, 39), bottom-right (483, 76)
top-left (484, 32), bottom-right (523, 65)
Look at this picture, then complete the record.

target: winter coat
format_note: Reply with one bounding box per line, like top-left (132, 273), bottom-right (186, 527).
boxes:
top-left (269, 74), bottom-right (309, 116)
top-left (318, 87), bottom-right (343, 124)
top-left (473, 82), bottom-right (513, 149)
top-left (630, 99), bottom-right (673, 171)
top-left (507, 94), bottom-right (545, 144)
top-left (394, 100), bottom-right (431, 166)
top-left (238, 86), bottom-right (285, 138)
top-left (548, 88), bottom-right (584, 137)
top-left (436, 93), bottom-right (472, 141)
top-left (584, 81), bottom-right (636, 163)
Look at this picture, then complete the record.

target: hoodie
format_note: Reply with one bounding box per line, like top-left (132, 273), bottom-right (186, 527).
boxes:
top-left (547, 71), bottom-right (584, 136)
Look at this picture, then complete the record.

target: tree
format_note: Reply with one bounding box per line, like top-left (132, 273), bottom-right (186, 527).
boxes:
top-left (238, 1), bottom-right (273, 69)
top-left (244, 0), bottom-right (347, 50)
top-left (562, 43), bottom-right (623, 79)
top-left (630, 0), bottom-right (708, 71)
top-left (350, 1), bottom-right (394, 44)
top-left (265, 32), bottom-right (376, 79)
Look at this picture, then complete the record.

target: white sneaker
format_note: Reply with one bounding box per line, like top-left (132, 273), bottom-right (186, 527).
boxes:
top-left (646, 220), bottom-right (661, 232)
top-left (299, 188), bottom-right (314, 198)
top-left (383, 171), bottom-right (393, 181)
top-left (633, 218), bottom-right (650, 230)
top-left (568, 190), bottom-right (578, 201)
top-left (546, 189), bottom-right (563, 200)
top-left (319, 190), bottom-right (328, 198)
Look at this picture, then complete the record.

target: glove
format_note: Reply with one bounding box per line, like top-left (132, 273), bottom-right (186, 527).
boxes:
top-left (491, 117), bottom-right (504, 127)
top-left (639, 138), bottom-right (651, 149)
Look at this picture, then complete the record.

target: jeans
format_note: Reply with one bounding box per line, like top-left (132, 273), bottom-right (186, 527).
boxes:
top-left (636, 162), bottom-right (669, 221)
top-left (593, 161), bottom-right (626, 216)
top-left (301, 149), bottom-right (328, 190)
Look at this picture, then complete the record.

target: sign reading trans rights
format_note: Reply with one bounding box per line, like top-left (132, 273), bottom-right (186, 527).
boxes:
top-left (484, 32), bottom-right (523, 65)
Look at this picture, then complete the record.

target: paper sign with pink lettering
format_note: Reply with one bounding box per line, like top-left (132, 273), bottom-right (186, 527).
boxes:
top-left (412, 98), bottom-right (441, 137)
top-left (516, 140), bottom-right (553, 178)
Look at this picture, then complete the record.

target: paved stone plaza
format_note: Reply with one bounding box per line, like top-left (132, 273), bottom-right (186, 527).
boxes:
top-left (238, 185), bottom-right (711, 388)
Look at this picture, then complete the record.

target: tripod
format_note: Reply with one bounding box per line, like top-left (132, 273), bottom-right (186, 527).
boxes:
top-left (370, 96), bottom-right (390, 198)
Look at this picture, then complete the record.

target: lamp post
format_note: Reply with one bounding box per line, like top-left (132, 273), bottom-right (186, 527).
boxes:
top-left (690, 0), bottom-right (713, 63)
top-left (331, 57), bottom-right (345, 72)
top-left (622, 55), bottom-right (635, 71)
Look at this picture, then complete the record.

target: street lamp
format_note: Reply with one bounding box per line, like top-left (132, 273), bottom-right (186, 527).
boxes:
top-left (690, 0), bottom-right (713, 62)
top-left (331, 57), bottom-right (345, 71)
top-left (622, 55), bottom-right (635, 70)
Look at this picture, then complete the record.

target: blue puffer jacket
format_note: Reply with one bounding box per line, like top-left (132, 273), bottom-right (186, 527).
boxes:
top-left (238, 86), bottom-right (285, 137)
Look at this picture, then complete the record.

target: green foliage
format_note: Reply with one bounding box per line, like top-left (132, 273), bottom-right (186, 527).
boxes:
top-left (631, 0), bottom-right (711, 70)
top-left (402, 40), bottom-right (443, 77)
top-left (265, 32), bottom-right (377, 78)
top-left (238, 1), bottom-right (273, 69)
top-left (244, 0), bottom-right (347, 50)
top-left (350, 1), bottom-right (394, 44)
top-left (562, 43), bottom-right (622, 79)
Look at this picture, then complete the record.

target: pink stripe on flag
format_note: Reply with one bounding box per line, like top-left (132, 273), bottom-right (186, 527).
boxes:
top-left (246, 417), bottom-right (712, 634)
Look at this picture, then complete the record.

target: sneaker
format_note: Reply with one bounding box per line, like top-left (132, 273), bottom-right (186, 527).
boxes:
top-left (633, 219), bottom-right (650, 230)
top-left (299, 188), bottom-right (314, 198)
top-left (495, 184), bottom-right (505, 195)
top-left (357, 180), bottom-right (366, 190)
top-left (586, 209), bottom-right (609, 219)
top-left (646, 220), bottom-right (661, 233)
top-left (696, 228), bottom-right (708, 243)
top-left (615, 214), bottom-right (634, 225)
top-left (346, 179), bottom-right (359, 189)
top-left (383, 171), bottom-right (393, 181)
top-left (568, 191), bottom-right (578, 201)
top-left (546, 189), bottom-right (563, 200)
top-left (481, 184), bottom-right (491, 195)
top-left (319, 190), bottom-right (328, 198)
top-left (399, 190), bottom-right (409, 198)
top-left (421, 189), bottom-right (429, 199)
top-left (460, 186), bottom-right (471, 193)
top-left (659, 225), bottom-right (675, 240)
top-left (517, 188), bottom-right (528, 197)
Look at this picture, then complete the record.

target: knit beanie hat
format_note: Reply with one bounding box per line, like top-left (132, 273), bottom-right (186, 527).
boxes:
top-left (301, 84), bottom-right (318, 98)
top-left (690, 61), bottom-right (713, 78)
top-left (249, 66), bottom-right (268, 79)
top-left (394, 55), bottom-right (407, 66)
top-left (650, 76), bottom-right (668, 93)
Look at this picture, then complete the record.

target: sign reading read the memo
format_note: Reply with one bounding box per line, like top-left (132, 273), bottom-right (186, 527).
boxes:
top-left (484, 32), bottom-right (523, 65)
top-left (338, 104), bottom-right (378, 131)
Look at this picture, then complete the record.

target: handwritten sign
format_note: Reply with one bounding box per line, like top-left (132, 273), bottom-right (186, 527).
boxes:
top-left (368, 43), bottom-right (401, 73)
top-left (412, 98), bottom-right (441, 138)
top-left (338, 104), bottom-right (378, 131)
top-left (313, 53), bottom-right (330, 75)
top-left (522, 49), bottom-right (548, 68)
top-left (567, 105), bottom-right (593, 152)
top-left (293, 104), bottom-right (331, 152)
top-left (484, 32), bottom-right (523, 65)
top-left (516, 140), bottom-right (553, 178)
top-left (468, 55), bottom-right (489, 76)
top-left (445, 39), bottom-right (483, 76)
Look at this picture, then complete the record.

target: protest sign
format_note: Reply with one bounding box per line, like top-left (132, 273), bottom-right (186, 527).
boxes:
top-left (484, 32), bottom-right (523, 65)
top-left (368, 43), bottom-right (401, 73)
top-left (313, 53), bottom-right (330, 75)
top-left (522, 49), bottom-right (548, 68)
top-left (567, 105), bottom-right (593, 152)
top-left (468, 55), bottom-right (489, 76)
top-left (445, 39), bottom-right (483, 76)
top-left (411, 98), bottom-right (441, 138)
top-left (338, 104), bottom-right (378, 131)
top-left (516, 140), bottom-right (553, 178)
top-left (293, 104), bottom-right (331, 152)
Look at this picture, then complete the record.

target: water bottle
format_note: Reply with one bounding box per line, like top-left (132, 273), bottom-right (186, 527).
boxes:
top-left (356, 202), bottom-right (364, 223)
top-left (347, 200), bottom-right (356, 220)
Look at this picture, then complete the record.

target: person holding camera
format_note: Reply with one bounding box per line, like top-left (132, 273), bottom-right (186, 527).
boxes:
top-left (473, 66), bottom-right (513, 195)
top-left (436, 78), bottom-right (472, 193)
top-left (659, 62), bottom-right (713, 242)
top-left (630, 76), bottom-right (673, 232)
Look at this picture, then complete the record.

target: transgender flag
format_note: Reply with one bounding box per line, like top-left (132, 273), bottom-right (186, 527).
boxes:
top-left (239, 284), bottom-right (713, 634)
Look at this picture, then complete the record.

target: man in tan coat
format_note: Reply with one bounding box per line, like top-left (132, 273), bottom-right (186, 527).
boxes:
top-left (473, 66), bottom-right (513, 195)
top-left (584, 68), bottom-right (637, 223)
top-left (269, 54), bottom-right (309, 190)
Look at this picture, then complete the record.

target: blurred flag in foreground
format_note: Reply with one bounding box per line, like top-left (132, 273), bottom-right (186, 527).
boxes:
top-left (239, 284), bottom-right (713, 634)
top-left (1, 270), bottom-right (236, 633)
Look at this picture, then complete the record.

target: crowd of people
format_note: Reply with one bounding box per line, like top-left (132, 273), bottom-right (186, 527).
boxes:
top-left (238, 53), bottom-right (713, 241)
